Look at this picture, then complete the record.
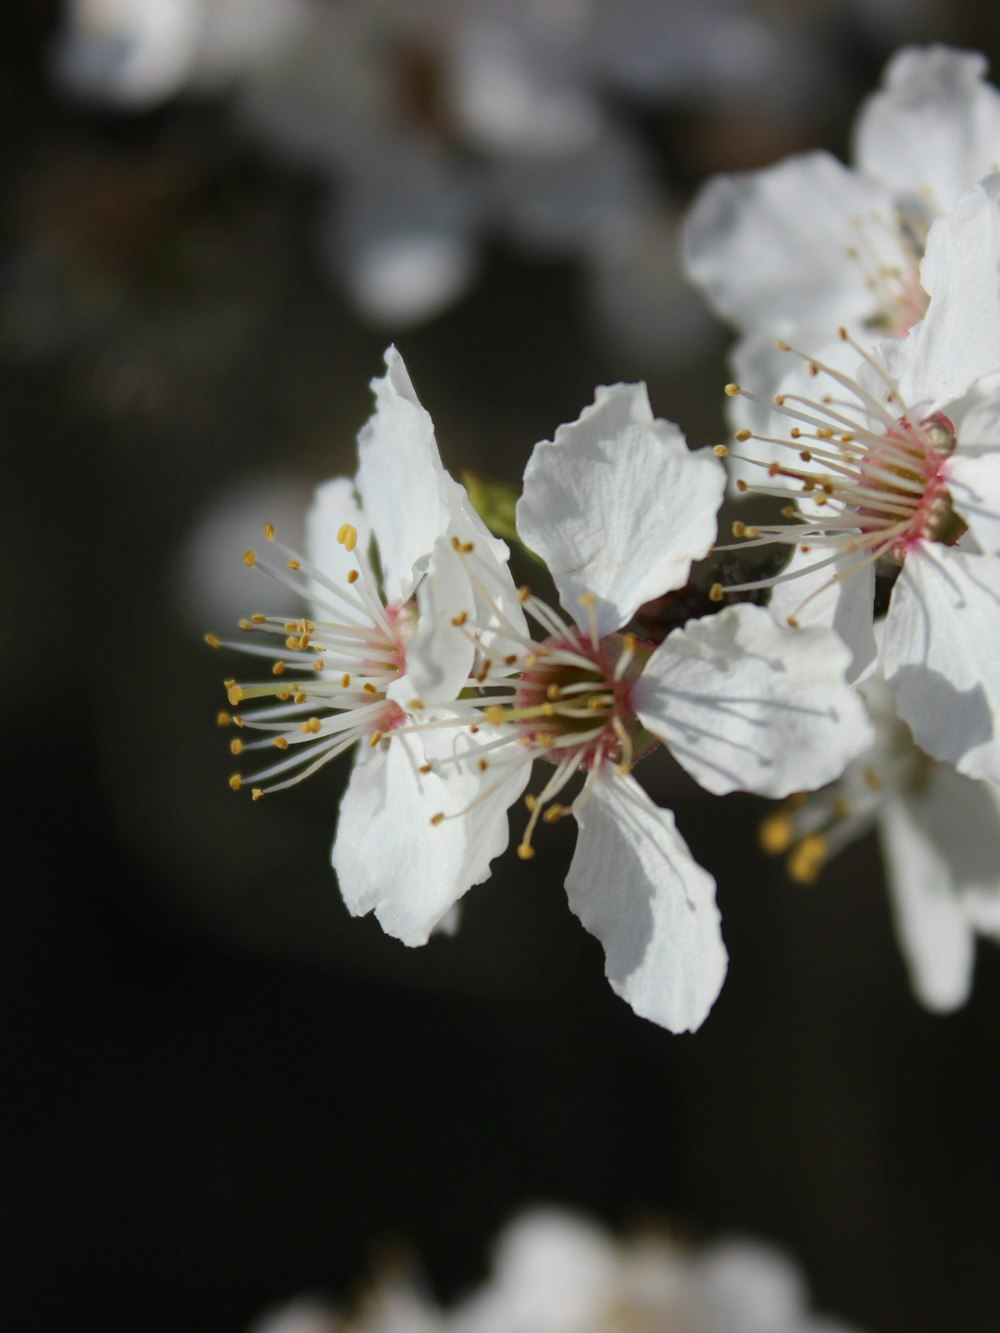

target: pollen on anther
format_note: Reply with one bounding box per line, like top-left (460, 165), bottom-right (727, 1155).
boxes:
top-left (251, 787), bottom-right (264, 801)
top-left (228, 773), bottom-right (242, 791)
top-left (312, 659), bottom-right (325, 672)
top-left (243, 550), bottom-right (256, 568)
top-left (274, 737), bottom-right (289, 750)
top-left (264, 523), bottom-right (275, 541)
top-left (724, 383), bottom-right (741, 397)
top-left (517, 586), bottom-right (531, 604)
top-left (430, 812), bottom-right (445, 826)
top-left (362, 683), bottom-right (378, 696)
top-left (287, 559), bottom-right (300, 571)
top-left (272, 661), bottom-right (286, 676)
top-left (709, 583), bottom-right (724, 603)
top-left (294, 692), bottom-right (308, 704)
top-left (340, 673), bottom-right (351, 688)
top-left (477, 758), bottom-right (489, 772)
top-left (409, 698), bottom-right (425, 710)
top-left (229, 738), bottom-right (243, 756)
top-left (369, 731), bottom-right (383, 748)
top-left (337, 523), bottom-right (358, 551)
top-left (485, 705), bottom-right (505, 727)
top-left (735, 429), bottom-right (752, 443)
top-left (216, 711), bottom-right (231, 727)
top-left (251, 613), bottom-right (267, 624)
top-left (419, 764), bottom-right (433, 774)
top-left (517, 843), bottom-right (535, 860)
top-left (347, 569), bottom-right (359, 584)
top-left (227, 686), bottom-right (244, 706)
top-left (714, 444), bottom-right (728, 457)
top-left (204, 633), bottom-right (221, 649)
top-left (451, 611), bottom-right (468, 627)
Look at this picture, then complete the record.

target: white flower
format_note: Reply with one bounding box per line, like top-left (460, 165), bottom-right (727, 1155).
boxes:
top-left (210, 346), bottom-right (525, 945)
top-left (427, 383), bottom-right (872, 1032)
top-left (720, 175), bottom-right (1000, 782)
top-left (761, 674), bottom-right (1000, 1012)
top-left (683, 44), bottom-right (1000, 457)
top-left (452, 1208), bottom-right (863, 1333)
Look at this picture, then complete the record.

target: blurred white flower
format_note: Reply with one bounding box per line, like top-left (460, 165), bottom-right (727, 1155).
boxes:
top-left (452, 1208), bottom-right (863, 1333)
top-left (684, 44), bottom-right (1000, 447)
top-left (761, 672), bottom-right (1000, 1013)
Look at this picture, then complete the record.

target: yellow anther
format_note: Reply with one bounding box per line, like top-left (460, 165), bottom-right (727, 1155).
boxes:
top-left (204, 633), bottom-right (221, 649)
top-left (223, 678), bottom-right (236, 689)
top-left (459, 540), bottom-right (474, 554)
top-left (276, 692), bottom-right (291, 701)
top-left (787, 615), bottom-right (800, 629)
top-left (709, 583), bottom-right (724, 603)
top-left (789, 834), bottom-right (828, 884)
top-left (341, 674), bottom-right (351, 688)
top-left (517, 586), bottom-right (531, 603)
top-left (347, 569), bottom-right (359, 584)
top-left (546, 684), bottom-right (562, 701)
top-left (274, 737), bottom-right (289, 751)
top-left (232, 716), bottom-right (245, 728)
top-left (450, 535), bottom-right (463, 551)
top-left (732, 521), bottom-right (746, 538)
top-left (451, 611), bottom-right (468, 627)
top-left (239, 619), bottom-right (253, 631)
top-left (369, 731), bottom-right (383, 747)
top-left (744, 526), bottom-right (760, 540)
top-left (543, 702), bottom-right (556, 717)
top-left (736, 479), bottom-right (748, 493)
top-left (228, 773), bottom-right (242, 791)
top-left (838, 326), bottom-right (849, 340)
top-left (287, 559), bottom-right (300, 571)
top-left (300, 717), bottom-right (322, 735)
top-left (251, 787), bottom-right (264, 801)
top-left (251, 613), bottom-right (267, 624)
top-left (227, 686), bottom-right (244, 706)
top-left (578, 592), bottom-right (596, 606)
top-left (714, 444), bottom-right (728, 457)
top-left (272, 661), bottom-right (286, 676)
top-left (775, 340), bottom-right (791, 351)
top-left (504, 654), bottom-right (518, 666)
top-left (409, 698), bottom-right (425, 710)
top-left (724, 383), bottom-right (741, 396)
top-left (517, 843), bottom-right (535, 860)
top-left (735, 428), bottom-right (752, 442)
top-left (774, 393), bottom-right (786, 406)
top-left (477, 758), bottom-right (489, 772)
top-left (293, 692), bottom-right (308, 705)
top-left (419, 764), bottom-right (433, 774)
top-left (759, 814), bottom-right (794, 854)
top-left (285, 636), bottom-right (301, 651)
top-left (362, 682), bottom-right (378, 696)
top-left (485, 705), bottom-right (506, 727)
top-left (524, 794), bottom-right (538, 812)
top-left (243, 550), bottom-right (256, 568)
top-left (543, 804), bottom-right (566, 824)
top-left (430, 812), bottom-right (445, 826)
top-left (524, 654), bottom-right (538, 668)
top-left (216, 711), bottom-right (231, 727)
top-left (229, 738), bottom-right (243, 756)
top-left (313, 659), bottom-right (325, 672)
top-left (337, 523), bottom-right (358, 551)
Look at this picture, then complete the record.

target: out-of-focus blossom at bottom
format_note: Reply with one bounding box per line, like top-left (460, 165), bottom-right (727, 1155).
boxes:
top-left (249, 1208), bottom-right (863, 1333)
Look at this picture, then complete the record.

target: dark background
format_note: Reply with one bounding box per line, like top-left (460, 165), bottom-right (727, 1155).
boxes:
top-left (6, 4), bottom-right (1000, 1331)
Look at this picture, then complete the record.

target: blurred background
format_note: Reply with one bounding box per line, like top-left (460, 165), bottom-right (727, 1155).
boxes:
top-left (6, 2), bottom-right (1000, 1330)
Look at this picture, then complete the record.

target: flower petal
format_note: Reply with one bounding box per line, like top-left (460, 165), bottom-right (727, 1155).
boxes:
top-left (682, 151), bottom-right (894, 331)
top-left (947, 448), bottom-right (1000, 555)
top-left (634, 604), bottom-right (874, 797)
top-left (516, 383), bottom-right (723, 637)
top-left (897, 176), bottom-right (1000, 408)
top-left (332, 727), bottom-right (526, 946)
top-left (880, 786), bottom-right (976, 1012)
top-left (767, 545), bottom-right (877, 682)
top-left (565, 771), bottom-right (727, 1033)
top-left (355, 347), bottom-right (452, 606)
top-left (883, 544), bottom-right (1000, 782)
top-left (854, 46), bottom-right (1000, 216)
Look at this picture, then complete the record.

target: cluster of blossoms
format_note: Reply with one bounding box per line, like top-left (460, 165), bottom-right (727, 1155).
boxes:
top-left (210, 43), bottom-right (1000, 1031)
top-left (249, 1207), bottom-right (863, 1333)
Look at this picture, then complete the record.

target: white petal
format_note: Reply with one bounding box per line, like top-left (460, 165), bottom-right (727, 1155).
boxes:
top-left (516, 383), bottom-right (723, 637)
top-left (854, 46), bottom-right (1000, 215)
top-left (355, 347), bottom-right (451, 606)
top-left (331, 727), bottom-right (525, 946)
top-left (305, 476), bottom-right (369, 604)
top-left (879, 791), bottom-right (975, 1012)
top-left (565, 771), bottom-right (727, 1033)
top-left (682, 151), bottom-right (894, 331)
top-left (897, 176), bottom-right (1000, 408)
top-left (394, 533), bottom-right (477, 706)
top-left (767, 545), bottom-right (877, 682)
top-left (634, 605), bottom-right (874, 797)
top-left (947, 449), bottom-right (1000, 554)
top-left (883, 544), bottom-right (1000, 782)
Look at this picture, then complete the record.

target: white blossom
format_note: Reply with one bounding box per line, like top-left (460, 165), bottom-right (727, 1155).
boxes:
top-left (210, 346), bottom-right (524, 945)
top-left (719, 176), bottom-right (1000, 782)
top-left (426, 383), bottom-right (872, 1031)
